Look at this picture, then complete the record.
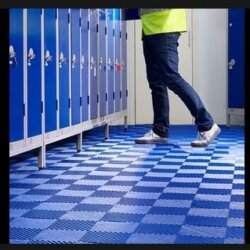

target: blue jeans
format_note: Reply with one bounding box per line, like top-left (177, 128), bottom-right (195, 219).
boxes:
top-left (142, 32), bottom-right (214, 138)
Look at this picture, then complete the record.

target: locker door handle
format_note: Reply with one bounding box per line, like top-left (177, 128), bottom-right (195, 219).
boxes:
top-left (9, 45), bottom-right (17, 66)
top-left (28, 48), bottom-right (36, 66)
top-left (228, 58), bottom-right (236, 70)
top-left (80, 55), bottom-right (84, 69)
top-left (59, 52), bottom-right (67, 68)
top-left (45, 50), bottom-right (52, 66)
top-left (72, 54), bottom-right (77, 68)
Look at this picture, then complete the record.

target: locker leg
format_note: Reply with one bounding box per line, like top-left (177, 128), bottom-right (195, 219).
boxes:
top-left (105, 123), bottom-right (109, 139)
top-left (77, 133), bottom-right (82, 152)
top-left (38, 145), bottom-right (46, 169)
top-left (124, 115), bottom-right (128, 131)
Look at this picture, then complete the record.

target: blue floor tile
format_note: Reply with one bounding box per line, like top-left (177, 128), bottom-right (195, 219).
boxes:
top-left (9, 125), bottom-right (244, 244)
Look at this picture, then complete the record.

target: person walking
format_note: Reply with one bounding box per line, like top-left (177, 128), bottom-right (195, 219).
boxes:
top-left (135, 9), bottom-right (221, 147)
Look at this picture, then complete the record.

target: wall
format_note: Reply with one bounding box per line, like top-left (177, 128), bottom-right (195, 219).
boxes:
top-left (192, 9), bottom-right (228, 125)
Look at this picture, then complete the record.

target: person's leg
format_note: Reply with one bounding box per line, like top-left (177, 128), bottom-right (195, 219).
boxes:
top-left (154, 32), bottom-right (220, 146)
top-left (135, 34), bottom-right (169, 144)
top-left (142, 34), bottom-right (169, 138)
top-left (157, 32), bottom-right (214, 132)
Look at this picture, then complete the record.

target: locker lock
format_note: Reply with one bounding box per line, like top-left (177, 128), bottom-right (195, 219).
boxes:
top-left (121, 59), bottom-right (124, 71)
top-left (59, 52), bottom-right (66, 68)
top-left (115, 59), bottom-right (121, 72)
top-left (9, 45), bottom-right (17, 66)
top-left (28, 48), bottom-right (36, 66)
top-left (99, 57), bottom-right (103, 69)
top-left (107, 58), bottom-right (113, 70)
top-left (228, 58), bottom-right (236, 70)
top-left (90, 56), bottom-right (96, 69)
top-left (72, 54), bottom-right (77, 68)
top-left (80, 55), bottom-right (85, 69)
top-left (45, 50), bottom-right (52, 66)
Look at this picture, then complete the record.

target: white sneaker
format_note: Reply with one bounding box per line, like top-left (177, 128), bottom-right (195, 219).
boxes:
top-left (191, 123), bottom-right (221, 147)
top-left (135, 130), bottom-right (168, 144)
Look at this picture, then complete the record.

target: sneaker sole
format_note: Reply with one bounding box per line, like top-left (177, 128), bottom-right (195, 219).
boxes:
top-left (135, 139), bottom-right (168, 144)
top-left (191, 127), bottom-right (221, 148)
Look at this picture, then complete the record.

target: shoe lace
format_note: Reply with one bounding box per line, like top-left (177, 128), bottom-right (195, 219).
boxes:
top-left (197, 132), bottom-right (206, 141)
top-left (145, 130), bottom-right (154, 137)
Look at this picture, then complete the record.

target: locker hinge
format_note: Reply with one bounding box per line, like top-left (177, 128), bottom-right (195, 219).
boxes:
top-left (55, 9), bottom-right (57, 19)
top-left (126, 32), bottom-right (128, 40)
top-left (113, 29), bottom-right (115, 36)
top-left (40, 9), bottom-right (42, 15)
top-left (87, 21), bottom-right (90, 30)
top-left (79, 17), bottom-right (81, 27)
top-left (87, 96), bottom-right (90, 104)
top-left (56, 100), bottom-right (58, 110)
top-left (96, 24), bottom-right (99, 32)
top-left (80, 97), bottom-right (82, 106)
top-left (126, 89), bottom-right (128, 97)
top-left (23, 103), bottom-right (25, 116)
top-left (68, 98), bottom-right (71, 108)
top-left (97, 94), bottom-right (99, 103)
top-left (105, 93), bottom-right (107, 101)
top-left (105, 27), bottom-right (107, 35)
top-left (41, 101), bottom-right (43, 113)
top-left (68, 13), bottom-right (70, 23)
top-left (120, 90), bottom-right (122, 98)
top-left (113, 92), bottom-right (115, 99)
top-left (120, 31), bottom-right (122, 38)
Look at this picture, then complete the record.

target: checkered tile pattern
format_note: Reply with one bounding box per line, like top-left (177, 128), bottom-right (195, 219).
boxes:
top-left (9, 125), bottom-right (244, 244)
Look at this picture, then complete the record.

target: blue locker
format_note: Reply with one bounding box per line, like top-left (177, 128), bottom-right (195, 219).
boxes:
top-left (90, 9), bottom-right (98, 120)
top-left (107, 9), bottom-right (115, 115)
top-left (114, 9), bottom-right (121, 112)
top-left (99, 9), bottom-right (107, 117)
top-left (9, 9), bottom-right (24, 142)
top-left (121, 19), bottom-right (127, 111)
top-left (58, 9), bottom-right (70, 128)
top-left (81, 9), bottom-right (89, 122)
top-left (71, 9), bottom-right (81, 125)
top-left (228, 9), bottom-right (245, 109)
top-left (44, 9), bottom-right (57, 133)
top-left (27, 9), bottom-right (42, 138)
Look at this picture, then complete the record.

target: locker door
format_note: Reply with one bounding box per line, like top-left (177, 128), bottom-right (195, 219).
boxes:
top-left (58, 9), bottom-right (70, 128)
top-left (89, 9), bottom-right (98, 120)
top-left (71, 9), bottom-right (81, 125)
top-left (121, 19), bottom-right (127, 111)
top-left (99, 9), bottom-right (107, 117)
top-left (27, 9), bottom-right (42, 138)
top-left (44, 9), bottom-right (57, 133)
top-left (228, 9), bottom-right (245, 109)
top-left (107, 9), bottom-right (115, 114)
top-left (114, 9), bottom-right (121, 112)
top-left (81, 9), bottom-right (89, 122)
top-left (9, 9), bottom-right (24, 142)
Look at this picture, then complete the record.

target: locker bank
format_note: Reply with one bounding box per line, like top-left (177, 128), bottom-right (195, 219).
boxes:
top-left (9, 9), bottom-right (245, 244)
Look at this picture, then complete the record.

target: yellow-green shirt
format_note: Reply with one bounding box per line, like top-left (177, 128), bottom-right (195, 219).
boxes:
top-left (140, 9), bottom-right (187, 35)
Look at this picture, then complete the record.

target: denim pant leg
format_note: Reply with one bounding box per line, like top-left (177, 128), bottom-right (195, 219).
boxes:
top-left (143, 32), bottom-right (214, 133)
top-left (143, 34), bottom-right (170, 138)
